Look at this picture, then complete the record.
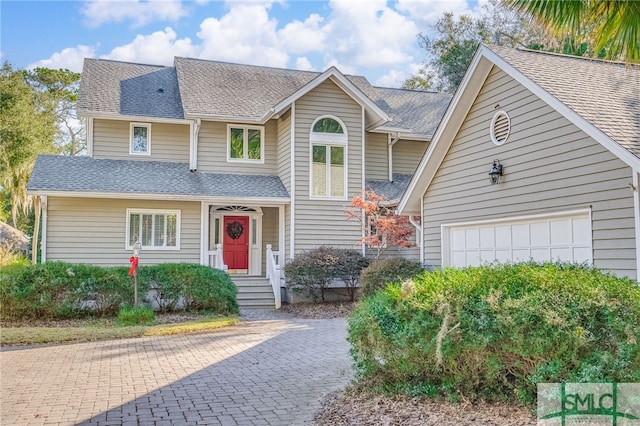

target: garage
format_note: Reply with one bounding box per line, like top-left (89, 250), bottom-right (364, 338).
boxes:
top-left (442, 210), bottom-right (593, 268)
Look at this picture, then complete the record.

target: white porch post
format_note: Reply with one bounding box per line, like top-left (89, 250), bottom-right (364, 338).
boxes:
top-left (279, 205), bottom-right (285, 264)
top-left (41, 195), bottom-right (48, 263)
top-left (200, 201), bottom-right (208, 266)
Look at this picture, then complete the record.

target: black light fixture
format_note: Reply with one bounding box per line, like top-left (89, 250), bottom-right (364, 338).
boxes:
top-left (488, 160), bottom-right (503, 185)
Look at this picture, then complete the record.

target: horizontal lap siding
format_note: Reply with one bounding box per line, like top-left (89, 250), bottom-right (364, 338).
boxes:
top-left (197, 120), bottom-right (278, 174)
top-left (423, 66), bottom-right (636, 279)
top-left (365, 132), bottom-right (388, 180)
top-left (294, 80), bottom-right (363, 252)
top-left (46, 197), bottom-right (200, 266)
top-left (393, 140), bottom-right (428, 174)
top-left (93, 119), bottom-right (189, 162)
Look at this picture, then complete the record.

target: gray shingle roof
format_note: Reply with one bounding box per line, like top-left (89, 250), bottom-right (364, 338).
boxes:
top-left (489, 45), bottom-right (640, 158)
top-left (78, 57), bottom-right (451, 137)
top-left (0, 222), bottom-right (29, 252)
top-left (28, 155), bottom-right (290, 200)
top-left (174, 57), bottom-right (318, 120)
top-left (371, 88), bottom-right (451, 138)
top-left (365, 174), bottom-right (413, 204)
top-left (77, 59), bottom-right (184, 119)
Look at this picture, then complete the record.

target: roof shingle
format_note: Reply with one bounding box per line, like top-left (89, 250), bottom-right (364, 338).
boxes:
top-left (28, 155), bottom-right (290, 200)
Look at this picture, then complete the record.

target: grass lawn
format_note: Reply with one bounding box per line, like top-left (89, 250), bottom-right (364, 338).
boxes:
top-left (0, 316), bottom-right (239, 346)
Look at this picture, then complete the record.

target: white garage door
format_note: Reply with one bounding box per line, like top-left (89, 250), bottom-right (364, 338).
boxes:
top-left (443, 211), bottom-right (592, 268)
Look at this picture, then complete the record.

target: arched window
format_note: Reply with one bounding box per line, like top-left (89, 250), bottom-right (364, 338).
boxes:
top-left (310, 116), bottom-right (347, 198)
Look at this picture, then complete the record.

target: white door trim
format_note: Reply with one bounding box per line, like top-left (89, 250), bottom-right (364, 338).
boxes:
top-left (210, 206), bottom-right (263, 276)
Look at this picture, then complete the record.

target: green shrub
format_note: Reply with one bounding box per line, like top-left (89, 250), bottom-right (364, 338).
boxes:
top-left (360, 257), bottom-right (424, 297)
top-left (0, 262), bottom-right (238, 320)
top-left (348, 262), bottom-right (640, 405)
top-left (117, 306), bottom-right (155, 326)
top-left (284, 246), bottom-right (368, 302)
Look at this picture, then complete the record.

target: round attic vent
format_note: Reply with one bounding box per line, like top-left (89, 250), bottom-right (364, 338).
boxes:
top-left (490, 110), bottom-right (511, 145)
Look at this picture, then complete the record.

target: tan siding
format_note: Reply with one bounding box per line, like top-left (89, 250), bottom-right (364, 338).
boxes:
top-left (46, 197), bottom-right (201, 266)
top-left (293, 80), bottom-right (363, 252)
top-left (422, 66), bottom-right (636, 279)
top-left (197, 120), bottom-right (278, 174)
top-left (365, 132), bottom-right (388, 180)
top-left (93, 119), bottom-right (189, 162)
top-left (393, 140), bottom-right (428, 175)
top-left (277, 111), bottom-right (292, 192)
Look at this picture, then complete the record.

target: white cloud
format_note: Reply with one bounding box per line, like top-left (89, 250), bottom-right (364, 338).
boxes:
top-left (81, 0), bottom-right (189, 28)
top-left (196, 2), bottom-right (288, 67)
top-left (101, 27), bottom-right (196, 65)
top-left (278, 14), bottom-right (325, 54)
top-left (375, 68), bottom-right (412, 88)
top-left (396, 0), bottom-right (475, 27)
top-left (294, 56), bottom-right (315, 71)
top-left (319, 0), bottom-right (419, 69)
top-left (27, 45), bottom-right (97, 72)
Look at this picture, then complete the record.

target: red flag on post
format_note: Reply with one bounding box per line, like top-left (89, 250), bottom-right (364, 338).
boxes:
top-left (128, 256), bottom-right (139, 276)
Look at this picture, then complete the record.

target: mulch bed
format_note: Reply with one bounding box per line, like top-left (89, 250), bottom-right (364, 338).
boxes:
top-left (279, 301), bottom-right (357, 319)
top-left (313, 388), bottom-right (537, 426)
top-left (0, 313), bottom-right (203, 328)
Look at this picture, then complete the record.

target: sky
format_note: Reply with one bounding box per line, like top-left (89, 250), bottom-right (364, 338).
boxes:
top-left (0, 0), bottom-right (484, 88)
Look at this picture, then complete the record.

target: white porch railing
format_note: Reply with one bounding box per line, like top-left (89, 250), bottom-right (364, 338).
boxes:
top-left (266, 244), bottom-right (282, 309)
top-left (208, 244), bottom-right (227, 271)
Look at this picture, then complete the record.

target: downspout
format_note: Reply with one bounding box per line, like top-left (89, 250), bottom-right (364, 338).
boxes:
top-left (362, 106), bottom-right (366, 256)
top-left (86, 118), bottom-right (94, 157)
top-left (633, 172), bottom-right (640, 280)
top-left (420, 193), bottom-right (425, 266)
top-left (388, 133), bottom-right (399, 181)
top-left (190, 118), bottom-right (201, 171)
top-left (290, 102), bottom-right (296, 259)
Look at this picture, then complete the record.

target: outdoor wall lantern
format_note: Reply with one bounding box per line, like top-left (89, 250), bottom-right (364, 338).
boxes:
top-left (488, 160), bottom-right (504, 185)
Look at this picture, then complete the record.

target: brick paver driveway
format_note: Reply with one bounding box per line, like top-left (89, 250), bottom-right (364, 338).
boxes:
top-left (1, 311), bottom-right (353, 425)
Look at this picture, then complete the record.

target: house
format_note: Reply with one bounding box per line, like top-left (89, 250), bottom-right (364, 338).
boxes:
top-left (399, 44), bottom-right (640, 281)
top-left (27, 57), bottom-right (451, 307)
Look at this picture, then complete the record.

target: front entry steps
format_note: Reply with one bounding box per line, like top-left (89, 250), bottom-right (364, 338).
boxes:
top-left (231, 276), bottom-right (276, 309)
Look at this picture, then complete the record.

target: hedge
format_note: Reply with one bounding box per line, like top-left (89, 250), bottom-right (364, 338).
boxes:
top-left (348, 262), bottom-right (640, 405)
top-left (0, 262), bottom-right (238, 320)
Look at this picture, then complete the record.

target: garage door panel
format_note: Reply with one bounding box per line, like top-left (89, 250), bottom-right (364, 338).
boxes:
top-left (512, 224), bottom-right (530, 246)
top-left (550, 219), bottom-right (572, 245)
top-left (573, 247), bottom-right (592, 263)
top-left (495, 226), bottom-right (511, 247)
top-left (479, 227), bottom-right (494, 248)
top-left (530, 222), bottom-right (550, 246)
top-left (444, 212), bottom-right (592, 268)
top-left (531, 248), bottom-right (550, 262)
top-left (573, 218), bottom-right (591, 244)
top-left (466, 229), bottom-right (479, 249)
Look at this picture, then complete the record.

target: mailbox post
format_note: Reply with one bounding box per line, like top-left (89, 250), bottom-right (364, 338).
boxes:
top-left (129, 241), bottom-right (141, 307)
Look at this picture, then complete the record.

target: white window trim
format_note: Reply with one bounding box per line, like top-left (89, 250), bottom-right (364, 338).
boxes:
top-left (227, 124), bottom-right (265, 164)
top-left (125, 208), bottom-right (181, 251)
top-left (130, 123), bottom-right (151, 155)
top-left (309, 115), bottom-right (348, 200)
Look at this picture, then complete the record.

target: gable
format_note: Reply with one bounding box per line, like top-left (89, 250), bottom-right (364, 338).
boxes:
top-left (421, 67), bottom-right (636, 278)
top-left (399, 45), bottom-right (640, 215)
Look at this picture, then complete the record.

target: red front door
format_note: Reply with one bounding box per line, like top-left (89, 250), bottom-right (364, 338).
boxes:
top-left (223, 216), bottom-right (249, 271)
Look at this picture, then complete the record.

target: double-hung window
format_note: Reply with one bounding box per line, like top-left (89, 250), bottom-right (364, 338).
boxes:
top-left (310, 116), bottom-right (347, 199)
top-left (126, 209), bottom-right (180, 250)
top-left (228, 125), bottom-right (264, 162)
top-left (130, 123), bottom-right (151, 155)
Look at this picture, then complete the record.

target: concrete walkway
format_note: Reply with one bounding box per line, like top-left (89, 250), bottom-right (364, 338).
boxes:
top-left (0, 310), bottom-right (353, 425)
